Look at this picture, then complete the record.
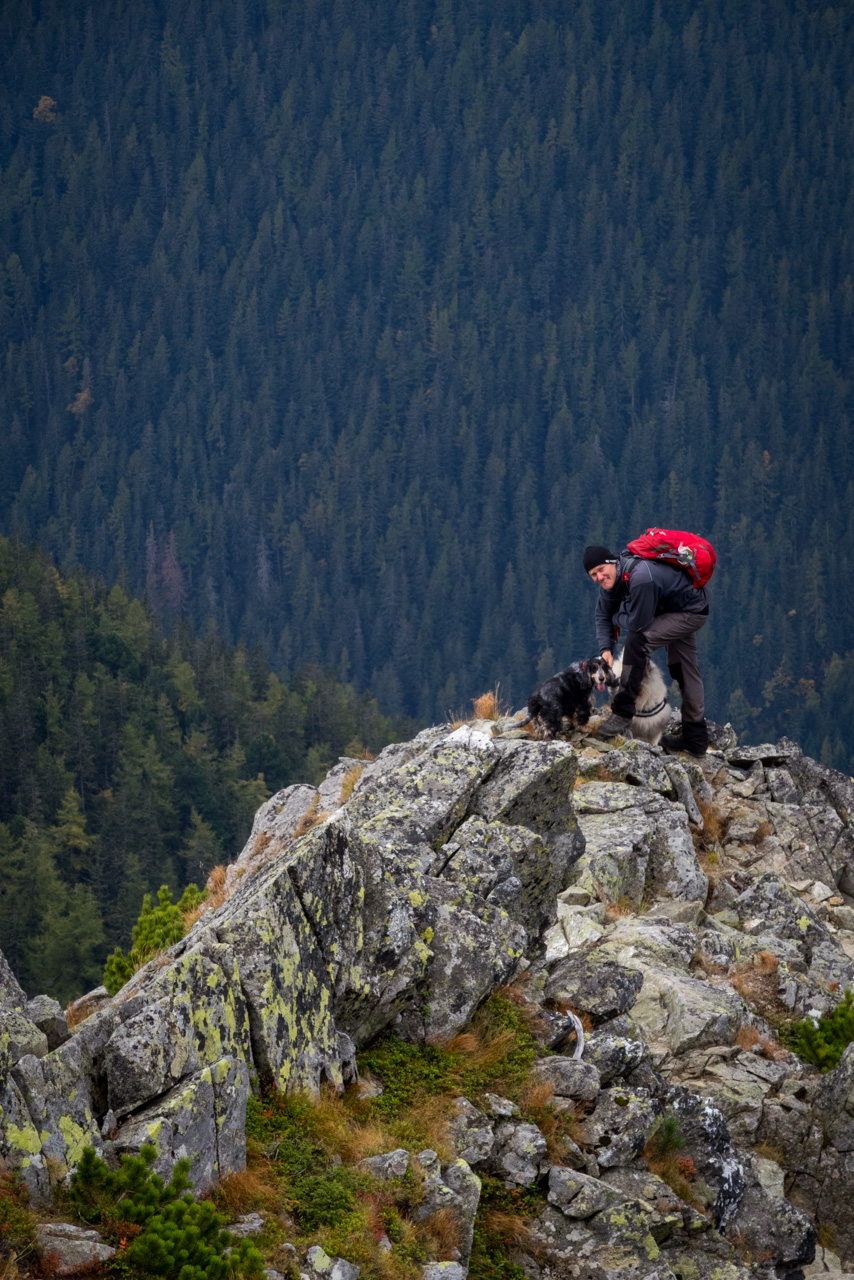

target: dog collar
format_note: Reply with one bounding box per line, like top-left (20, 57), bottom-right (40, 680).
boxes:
top-left (632, 699), bottom-right (667, 718)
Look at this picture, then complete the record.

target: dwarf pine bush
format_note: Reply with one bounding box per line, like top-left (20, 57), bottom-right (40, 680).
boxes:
top-left (791, 990), bottom-right (854, 1071)
top-left (103, 883), bottom-right (205, 994)
top-left (70, 1144), bottom-right (264, 1278)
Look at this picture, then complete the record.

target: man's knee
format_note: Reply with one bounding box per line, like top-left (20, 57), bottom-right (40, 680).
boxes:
top-left (668, 661), bottom-right (684, 692)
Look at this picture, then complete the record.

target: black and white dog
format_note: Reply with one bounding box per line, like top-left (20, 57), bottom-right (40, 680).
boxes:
top-left (518, 656), bottom-right (614, 740)
top-left (609, 652), bottom-right (671, 745)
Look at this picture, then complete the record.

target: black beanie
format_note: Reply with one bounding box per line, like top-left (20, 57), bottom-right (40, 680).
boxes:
top-left (583, 545), bottom-right (617, 573)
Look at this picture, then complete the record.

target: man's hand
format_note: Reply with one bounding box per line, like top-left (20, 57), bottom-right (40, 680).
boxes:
top-left (601, 650), bottom-right (613, 666)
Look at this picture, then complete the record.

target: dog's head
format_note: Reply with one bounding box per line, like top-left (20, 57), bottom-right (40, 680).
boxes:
top-left (586, 655), bottom-right (617, 693)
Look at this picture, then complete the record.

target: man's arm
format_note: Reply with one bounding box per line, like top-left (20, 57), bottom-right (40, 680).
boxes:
top-left (595, 590), bottom-right (619, 653)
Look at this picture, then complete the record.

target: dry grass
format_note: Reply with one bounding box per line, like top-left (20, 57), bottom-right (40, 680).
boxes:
top-left (65, 992), bottom-right (100, 1029)
top-left (412, 1204), bottom-right (462, 1258)
top-left (472, 686), bottom-right (507, 720)
top-left (446, 1028), bottom-right (519, 1073)
top-left (752, 821), bottom-right (773, 846)
top-left (183, 862), bottom-right (231, 929)
top-left (604, 895), bottom-right (637, 920)
top-left (753, 951), bottom-right (779, 974)
top-left (310, 1088), bottom-right (400, 1164)
top-left (729, 965), bottom-right (793, 1046)
top-left (735, 1025), bottom-right (761, 1050)
top-left (293, 797), bottom-right (332, 839)
top-left (339, 764), bottom-right (364, 804)
top-left (643, 1141), bottom-right (703, 1210)
top-left (207, 864), bottom-right (228, 908)
top-left (480, 1209), bottom-right (535, 1249)
top-left (519, 1079), bottom-right (587, 1162)
top-left (692, 797), bottom-right (728, 869)
top-left (208, 1165), bottom-right (274, 1216)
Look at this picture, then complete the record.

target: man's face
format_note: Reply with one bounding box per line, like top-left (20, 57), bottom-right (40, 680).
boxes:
top-left (588, 563), bottom-right (618, 589)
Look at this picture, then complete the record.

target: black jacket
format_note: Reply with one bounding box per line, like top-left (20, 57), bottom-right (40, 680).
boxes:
top-left (594, 554), bottom-right (709, 651)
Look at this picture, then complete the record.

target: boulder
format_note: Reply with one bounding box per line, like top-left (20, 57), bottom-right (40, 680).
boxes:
top-left (546, 952), bottom-right (645, 1023)
top-left (34, 1223), bottom-right (115, 1274)
top-left (437, 815), bottom-right (561, 937)
top-left (305, 1246), bottom-right (361, 1279)
top-left (412, 1150), bottom-right (481, 1268)
top-left (572, 1087), bottom-right (659, 1167)
top-left (12, 1037), bottom-right (103, 1183)
top-left (102, 937), bottom-right (252, 1115)
top-left (358, 1148), bottom-right (410, 1180)
top-left (735, 874), bottom-right (836, 962)
top-left (446, 1098), bottom-right (495, 1166)
top-left (570, 781), bottom-right (707, 906)
top-left (530, 1056), bottom-right (601, 1102)
top-left (105, 1056), bottom-right (249, 1193)
top-left (489, 1121), bottom-right (549, 1187)
top-left (25, 996), bottom-right (69, 1051)
top-left (546, 1165), bottom-right (628, 1218)
top-left (0, 1072), bottom-right (51, 1203)
top-left (582, 1032), bottom-right (646, 1084)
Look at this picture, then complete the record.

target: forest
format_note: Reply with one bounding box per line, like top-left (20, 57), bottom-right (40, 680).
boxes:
top-left (0, 536), bottom-right (410, 999)
top-left (0, 2), bottom-right (852, 758)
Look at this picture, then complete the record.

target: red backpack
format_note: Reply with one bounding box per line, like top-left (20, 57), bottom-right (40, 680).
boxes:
top-left (624, 528), bottom-right (716, 589)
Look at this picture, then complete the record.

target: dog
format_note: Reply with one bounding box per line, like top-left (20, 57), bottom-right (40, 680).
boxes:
top-left (517, 656), bottom-right (614, 740)
top-left (609, 652), bottom-right (671, 745)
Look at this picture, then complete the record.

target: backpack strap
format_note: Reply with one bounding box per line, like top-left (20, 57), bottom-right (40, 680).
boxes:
top-left (620, 554), bottom-right (640, 585)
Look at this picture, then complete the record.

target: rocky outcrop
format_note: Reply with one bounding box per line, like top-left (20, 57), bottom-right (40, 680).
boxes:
top-left (5, 712), bottom-right (854, 1277)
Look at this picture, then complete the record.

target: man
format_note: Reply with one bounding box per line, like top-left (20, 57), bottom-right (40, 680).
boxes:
top-left (582, 543), bottom-right (710, 755)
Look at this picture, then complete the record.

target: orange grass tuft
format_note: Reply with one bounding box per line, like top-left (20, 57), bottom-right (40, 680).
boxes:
top-left (293, 797), bottom-right (332, 838)
top-left (480, 1209), bottom-right (535, 1249)
top-left (413, 1205), bottom-right (462, 1258)
top-left (206, 864), bottom-right (228, 907)
top-left (339, 764), bottom-right (365, 804)
top-left (65, 993), bottom-right (100, 1029)
top-left (472, 686), bottom-right (504, 721)
top-left (735, 1024), bottom-right (761, 1050)
top-left (207, 1164), bottom-right (275, 1215)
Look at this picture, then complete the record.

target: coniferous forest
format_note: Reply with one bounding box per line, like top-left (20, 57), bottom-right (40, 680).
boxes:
top-left (0, 3), bottom-right (853, 807)
top-left (0, 536), bottom-right (410, 999)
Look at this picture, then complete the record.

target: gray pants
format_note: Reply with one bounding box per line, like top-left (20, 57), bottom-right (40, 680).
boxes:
top-left (615, 612), bottom-right (708, 722)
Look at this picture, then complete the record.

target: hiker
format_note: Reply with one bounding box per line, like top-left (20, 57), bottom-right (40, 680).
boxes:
top-left (582, 542), bottom-right (710, 756)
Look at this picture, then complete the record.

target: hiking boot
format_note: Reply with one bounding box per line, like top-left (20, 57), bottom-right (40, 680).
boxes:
top-left (662, 719), bottom-right (708, 757)
top-left (596, 711), bottom-right (633, 739)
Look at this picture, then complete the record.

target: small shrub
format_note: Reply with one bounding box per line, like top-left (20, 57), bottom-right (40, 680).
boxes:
top-left (103, 883), bottom-right (205, 995)
top-left (69, 1144), bottom-right (264, 1278)
top-left (0, 1174), bottom-right (37, 1258)
top-left (645, 1113), bottom-right (685, 1160)
top-left (790, 990), bottom-right (854, 1071)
